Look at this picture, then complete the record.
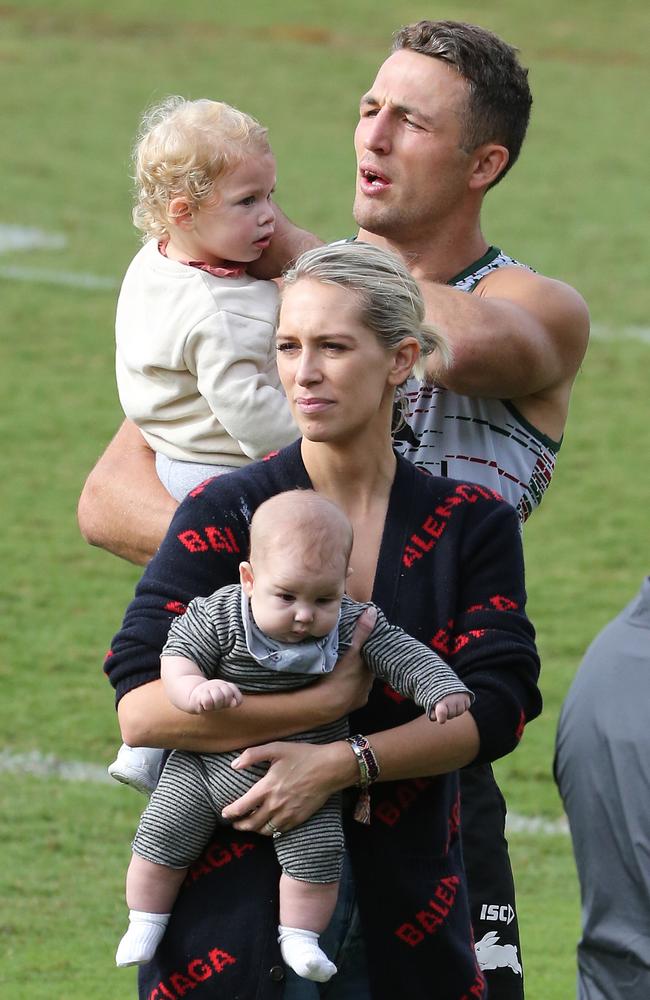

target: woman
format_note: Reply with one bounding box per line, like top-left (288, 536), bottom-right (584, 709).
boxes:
top-left (109, 241), bottom-right (541, 999)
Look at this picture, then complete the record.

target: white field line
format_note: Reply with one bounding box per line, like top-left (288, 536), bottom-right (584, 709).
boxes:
top-left (0, 749), bottom-right (112, 784)
top-left (590, 323), bottom-right (650, 344)
top-left (0, 749), bottom-right (569, 835)
top-left (0, 264), bottom-right (119, 289)
top-left (0, 224), bottom-right (119, 290)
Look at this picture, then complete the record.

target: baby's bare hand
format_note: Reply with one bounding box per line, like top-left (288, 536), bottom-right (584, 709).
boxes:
top-left (188, 680), bottom-right (243, 714)
top-left (431, 692), bottom-right (472, 725)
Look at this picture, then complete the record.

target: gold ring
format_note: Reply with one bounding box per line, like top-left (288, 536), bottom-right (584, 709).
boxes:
top-left (264, 820), bottom-right (281, 838)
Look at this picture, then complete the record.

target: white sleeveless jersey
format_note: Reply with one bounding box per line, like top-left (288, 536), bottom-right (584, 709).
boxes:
top-left (393, 247), bottom-right (561, 523)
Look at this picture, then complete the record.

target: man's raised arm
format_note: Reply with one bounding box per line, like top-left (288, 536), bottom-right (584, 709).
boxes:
top-left (77, 419), bottom-right (178, 565)
top-left (418, 265), bottom-right (589, 440)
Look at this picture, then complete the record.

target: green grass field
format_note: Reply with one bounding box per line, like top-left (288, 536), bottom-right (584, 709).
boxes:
top-left (1, 2), bottom-right (648, 997)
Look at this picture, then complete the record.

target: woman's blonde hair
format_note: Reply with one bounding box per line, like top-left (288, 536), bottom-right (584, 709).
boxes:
top-left (131, 96), bottom-right (271, 241)
top-left (281, 241), bottom-right (451, 385)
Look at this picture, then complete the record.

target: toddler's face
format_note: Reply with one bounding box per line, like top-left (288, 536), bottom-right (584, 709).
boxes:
top-left (240, 548), bottom-right (346, 644)
top-left (191, 152), bottom-right (276, 265)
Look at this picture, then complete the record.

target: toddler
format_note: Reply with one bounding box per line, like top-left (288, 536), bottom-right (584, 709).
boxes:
top-left (110, 96), bottom-right (298, 791)
top-left (115, 490), bottom-right (472, 982)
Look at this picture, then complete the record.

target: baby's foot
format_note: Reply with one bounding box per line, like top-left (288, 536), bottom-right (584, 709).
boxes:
top-left (115, 911), bottom-right (169, 967)
top-left (108, 744), bottom-right (164, 796)
top-left (278, 925), bottom-right (337, 983)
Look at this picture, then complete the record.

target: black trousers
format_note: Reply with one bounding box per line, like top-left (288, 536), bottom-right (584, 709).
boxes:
top-left (461, 763), bottom-right (525, 999)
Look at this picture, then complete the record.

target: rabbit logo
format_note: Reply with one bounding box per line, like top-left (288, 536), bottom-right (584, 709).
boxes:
top-left (475, 931), bottom-right (522, 975)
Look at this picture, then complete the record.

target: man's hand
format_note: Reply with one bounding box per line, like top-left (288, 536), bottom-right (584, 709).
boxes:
top-left (247, 203), bottom-right (322, 281)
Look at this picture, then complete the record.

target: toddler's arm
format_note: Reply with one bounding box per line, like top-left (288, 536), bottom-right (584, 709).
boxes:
top-left (161, 654), bottom-right (242, 714)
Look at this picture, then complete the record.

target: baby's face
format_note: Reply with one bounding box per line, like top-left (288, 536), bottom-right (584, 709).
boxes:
top-left (241, 549), bottom-right (346, 644)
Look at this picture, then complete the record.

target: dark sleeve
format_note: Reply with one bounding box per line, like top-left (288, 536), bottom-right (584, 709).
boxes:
top-left (161, 592), bottom-right (230, 679)
top-left (104, 482), bottom-right (248, 704)
top-left (442, 500), bottom-right (542, 765)
top-left (362, 606), bottom-right (473, 717)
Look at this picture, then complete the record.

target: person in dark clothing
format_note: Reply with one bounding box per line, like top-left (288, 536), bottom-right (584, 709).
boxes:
top-left (108, 240), bottom-right (541, 999)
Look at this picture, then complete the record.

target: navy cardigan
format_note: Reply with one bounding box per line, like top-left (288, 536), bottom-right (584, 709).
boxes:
top-left (107, 442), bottom-right (541, 1000)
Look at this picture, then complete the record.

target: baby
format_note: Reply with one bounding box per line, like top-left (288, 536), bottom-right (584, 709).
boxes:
top-left (110, 95), bottom-right (298, 791)
top-left (115, 490), bottom-right (472, 982)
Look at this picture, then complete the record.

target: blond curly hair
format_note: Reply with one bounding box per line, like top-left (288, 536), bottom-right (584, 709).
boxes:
top-left (131, 96), bottom-right (271, 241)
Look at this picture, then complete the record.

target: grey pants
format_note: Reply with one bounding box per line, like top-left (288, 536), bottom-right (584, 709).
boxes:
top-left (133, 748), bottom-right (345, 883)
top-left (155, 452), bottom-right (235, 502)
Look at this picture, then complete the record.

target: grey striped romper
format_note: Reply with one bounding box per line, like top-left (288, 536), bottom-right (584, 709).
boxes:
top-left (132, 584), bottom-right (471, 883)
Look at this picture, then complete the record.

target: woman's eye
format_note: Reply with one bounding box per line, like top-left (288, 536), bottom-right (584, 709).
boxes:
top-left (276, 342), bottom-right (298, 353)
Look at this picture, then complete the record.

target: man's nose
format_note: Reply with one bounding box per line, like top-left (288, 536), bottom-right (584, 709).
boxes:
top-left (364, 109), bottom-right (392, 154)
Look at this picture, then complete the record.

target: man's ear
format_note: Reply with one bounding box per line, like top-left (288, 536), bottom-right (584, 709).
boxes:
top-left (239, 561), bottom-right (255, 597)
top-left (468, 143), bottom-right (509, 191)
top-left (167, 196), bottom-right (194, 230)
top-left (388, 337), bottom-right (419, 386)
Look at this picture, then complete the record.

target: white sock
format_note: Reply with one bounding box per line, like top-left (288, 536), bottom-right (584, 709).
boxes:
top-left (115, 910), bottom-right (170, 967)
top-left (278, 925), bottom-right (337, 983)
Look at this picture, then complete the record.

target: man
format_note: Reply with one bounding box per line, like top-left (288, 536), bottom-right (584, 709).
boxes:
top-left (78, 20), bottom-right (589, 998)
top-left (554, 578), bottom-right (650, 999)
top-left (353, 21), bottom-right (588, 524)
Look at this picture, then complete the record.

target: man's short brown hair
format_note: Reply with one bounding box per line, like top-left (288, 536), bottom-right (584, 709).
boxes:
top-left (392, 20), bottom-right (532, 187)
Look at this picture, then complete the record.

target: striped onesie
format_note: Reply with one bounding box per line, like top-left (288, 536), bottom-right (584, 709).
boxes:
top-left (132, 584), bottom-right (471, 883)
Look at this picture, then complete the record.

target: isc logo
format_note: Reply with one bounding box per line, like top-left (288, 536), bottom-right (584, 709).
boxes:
top-left (479, 903), bottom-right (515, 925)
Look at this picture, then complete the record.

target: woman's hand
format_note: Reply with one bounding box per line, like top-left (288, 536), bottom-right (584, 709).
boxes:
top-left (221, 739), bottom-right (357, 835)
top-left (315, 605), bottom-right (376, 720)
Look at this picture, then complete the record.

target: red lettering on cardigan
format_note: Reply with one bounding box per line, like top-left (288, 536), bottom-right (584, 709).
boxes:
top-left (435, 495), bottom-right (462, 518)
top-left (455, 483), bottom-right (499, 503)
top-left (178, 529), bottom-right (209, 553)
top-left (459, 969), bottom-right (487, 999)
top-left (147, 947), bottom-right (236, 999)
top-left (165, 601), bottom-right (187, 615)
top-left (395, 923), bottom-right (425, 946)
top-left (188, 478), bottom-right (216, 498)
top-left (178, 526), bottom-right (240, 554)
top-left (515, 709), bottom-right (526, 742)
top-left (263, 450), bottom-right (279, 461)
top-left (185, 839), bottom-right (255, 885)
top-left (445, 794), bottom-right (461, 854)
top-left (382, 683), bottom-right (406, 704)
top-left (432, 625), bottom-right (485, 656)
top-left (490, 594), bottom-right (519, 611)
top-left (205, 526), bottom-right (240, 553)
top-left (403, 484), bottom-right (501, 567)
top-left (395, 876), bottom-right (460, 946)
top-left (169, 972), bottom-right (196, 996)
top-left (374, 778), bottom-right (432, 826)
top-left (103, 649), bottom-right (114, 675)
